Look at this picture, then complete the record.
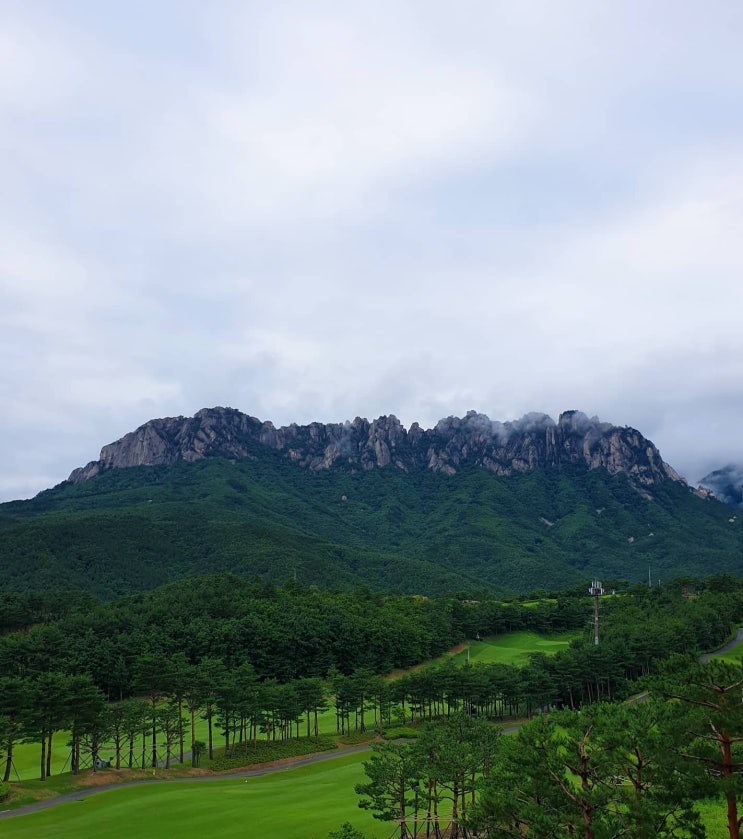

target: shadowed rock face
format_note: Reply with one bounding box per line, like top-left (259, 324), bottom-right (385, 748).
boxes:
top-left (68, 407), bottom-right (683, 489)
top-left (699, 465), bottom-right (743, 508)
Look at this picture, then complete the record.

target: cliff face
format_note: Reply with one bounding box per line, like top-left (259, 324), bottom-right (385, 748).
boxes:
top-left (69, 408), bottom-right (682, 488)
top-left (68, 407), bottom-right (683, 489)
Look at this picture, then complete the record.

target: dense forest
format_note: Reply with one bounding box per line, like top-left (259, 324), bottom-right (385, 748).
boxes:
top-left (2, 573), bottom-right (743, 792)
top-left (354, 664), bottom-right (743, 839)
top-left (1, 454), bottom-right (741, 596)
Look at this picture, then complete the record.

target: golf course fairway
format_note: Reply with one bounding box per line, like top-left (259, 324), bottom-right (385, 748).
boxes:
top-left (447, 630), bottom-right (579, 667)
top-left (0, 752), bottom-right (389, 839)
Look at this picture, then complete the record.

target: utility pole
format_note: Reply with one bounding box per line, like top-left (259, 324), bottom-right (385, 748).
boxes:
top-left (588, 580), bottom-right (604, 645)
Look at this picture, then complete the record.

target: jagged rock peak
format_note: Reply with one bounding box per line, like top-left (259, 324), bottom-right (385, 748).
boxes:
top-left (67, 406), bottom-right (683, 489)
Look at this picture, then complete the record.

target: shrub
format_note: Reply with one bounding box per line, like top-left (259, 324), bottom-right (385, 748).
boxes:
top-left (336, 731), bottom-right (376, 745)
top-left (209, 736), bottom-right (336, 771)
top-left (382, 726), bottom-right (419, 739)
top-left (328, 823), bottom-right (366, 839)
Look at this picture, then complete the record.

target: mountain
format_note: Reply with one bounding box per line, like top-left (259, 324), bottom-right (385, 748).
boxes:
top-left (1, 408), bottom-right (740, 598)
top-left (699, 465), bottom-right (743, 508)
top-left (68, 406), bottom-right (682, 490)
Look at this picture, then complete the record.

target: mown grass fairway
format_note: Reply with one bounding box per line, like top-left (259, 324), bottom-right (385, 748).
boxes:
top-left (1, 752), bottom-right (388, 839)
top-left (447, 631), bottom-right (579, 667)
top-left (4, 737), bottom-right (727, 839)
top-left (9, 735), bottom-right (74, 781)
top-left (714, 649), bottom-right (743, 663)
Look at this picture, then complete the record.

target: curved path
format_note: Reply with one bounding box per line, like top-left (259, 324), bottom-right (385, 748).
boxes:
top-left (0, 743), bottom-right (372, 820)
top-left (698, 627), bottom-right (743, 663)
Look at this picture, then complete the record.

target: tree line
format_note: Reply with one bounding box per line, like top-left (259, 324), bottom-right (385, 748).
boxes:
top-left (0, 574), bottom-right (588, 695)
top-left (2, 574), bottom-right (743, 785)
top-left (350, 657), bottom-right (743, 838)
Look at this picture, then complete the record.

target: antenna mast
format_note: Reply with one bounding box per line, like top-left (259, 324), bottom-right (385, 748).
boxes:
top-left (588, 580), bottom-right (604, 645)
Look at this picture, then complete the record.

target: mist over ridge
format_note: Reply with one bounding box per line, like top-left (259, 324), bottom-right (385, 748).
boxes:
top-left (699, 464), bottom-right (743, 508)
top-left (67, 406), bottom-right (682, 493)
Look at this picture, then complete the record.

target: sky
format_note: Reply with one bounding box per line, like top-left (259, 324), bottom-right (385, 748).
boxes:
top-left (2, 1), bottom-right (743, 502)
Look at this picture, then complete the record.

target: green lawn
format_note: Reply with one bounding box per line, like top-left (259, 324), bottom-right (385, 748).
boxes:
top-left (708, 636), bottom-right (743, 664)
top-left (1, 623), bottom-right (729, 835)
top-left (0, 752), bottom-right (388, 839)
top-left (10, 714), bottom-right (211, 782)
top-left (4, 744), bottom-right (727, 839)
top-left (711, 649), bottom-right (743, 664)
top-left (447, 631), bottom-right (579, 667)
top-left (695, 799), bottom-right (728, 836)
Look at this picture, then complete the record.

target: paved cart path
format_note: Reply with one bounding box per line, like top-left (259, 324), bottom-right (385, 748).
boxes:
top-left (699, 626), bottom-right (743, 663)
top-left (0, 743), bottom-right (373, 820)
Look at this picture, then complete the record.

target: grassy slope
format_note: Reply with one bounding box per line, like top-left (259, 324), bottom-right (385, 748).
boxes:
top-left (4, 741), bottom-right (727, 839)
top-left (2, 751), bottom-right (727, 839)
top-left (694, 799), bottom-right (728, 837)
top-left (0, 752), bottom-right (388, 839)
top-left (709, 639), bottom-right (743, 663)
top-left (3, 622), bottom-right (736, 835)
top-left (447, 631), bottom-right (580, 667)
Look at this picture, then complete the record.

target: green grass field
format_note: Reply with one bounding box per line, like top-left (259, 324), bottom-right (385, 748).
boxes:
top-left (3, 745), bottom-right (728, 839)
top-left (711, 649), bottom-right (743, 664)
top-left (9, 736), bottom-right (75, 782)
top-left (0, 752), bottom-right (389, 839)
top-left (8, 711), bottom-right (348, 782)
top-left (694, 799), bottom-right (727, 836)
top-left (8, 714), bottom-right (214, 782)
top-left (446, 631), bottom-right (579, 668)
top-left (2, 627), bottom-right (735, 836)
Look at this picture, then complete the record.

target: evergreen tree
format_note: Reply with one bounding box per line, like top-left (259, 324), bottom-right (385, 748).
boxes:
top-left (655, 656), bottom-right (743, 839)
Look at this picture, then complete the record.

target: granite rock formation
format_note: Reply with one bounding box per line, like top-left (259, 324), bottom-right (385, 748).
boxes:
top-left (68, 407), bottom-right (683, 490)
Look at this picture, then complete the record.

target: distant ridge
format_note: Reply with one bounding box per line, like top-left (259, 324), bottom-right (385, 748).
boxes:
top-left (69, 407), bottom-right (683, 492)
top-left (699, 464), bottom-right (743, 508)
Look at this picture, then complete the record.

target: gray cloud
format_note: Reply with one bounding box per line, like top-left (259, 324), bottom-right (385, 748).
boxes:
top-left (699, 466), bottom-right (743, 508)
top-left (1, 1), bottom-right (742, 500)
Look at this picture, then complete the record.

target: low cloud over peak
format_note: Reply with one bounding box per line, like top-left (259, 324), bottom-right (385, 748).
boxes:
top-left (1, 2), bottom-right (742, 500)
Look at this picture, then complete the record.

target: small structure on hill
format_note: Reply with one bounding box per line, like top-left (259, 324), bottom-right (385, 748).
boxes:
top-left (588, 580), bottom-right (604, 645)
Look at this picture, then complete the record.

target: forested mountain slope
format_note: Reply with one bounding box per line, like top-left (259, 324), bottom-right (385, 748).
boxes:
top-left (1, 444), bottom-right (740, 597)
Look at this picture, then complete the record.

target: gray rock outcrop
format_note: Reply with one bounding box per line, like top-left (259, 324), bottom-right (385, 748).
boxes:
top-left (68, 407), bottom-right (683, 491)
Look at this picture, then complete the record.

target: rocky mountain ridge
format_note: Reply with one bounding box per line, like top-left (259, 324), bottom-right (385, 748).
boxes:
top-left (68, 407), bottom-right (683, 490)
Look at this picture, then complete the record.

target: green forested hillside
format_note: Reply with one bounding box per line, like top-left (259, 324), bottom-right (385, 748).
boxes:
top-left (0, 454), bottom-right (741, 597)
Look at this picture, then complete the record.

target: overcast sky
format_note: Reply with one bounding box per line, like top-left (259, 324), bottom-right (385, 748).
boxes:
top-left (2, 1), bottom-right (742, 502)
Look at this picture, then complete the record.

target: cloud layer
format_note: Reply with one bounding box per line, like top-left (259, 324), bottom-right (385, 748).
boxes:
top-left (2, 1), bottom-right (742, 500)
